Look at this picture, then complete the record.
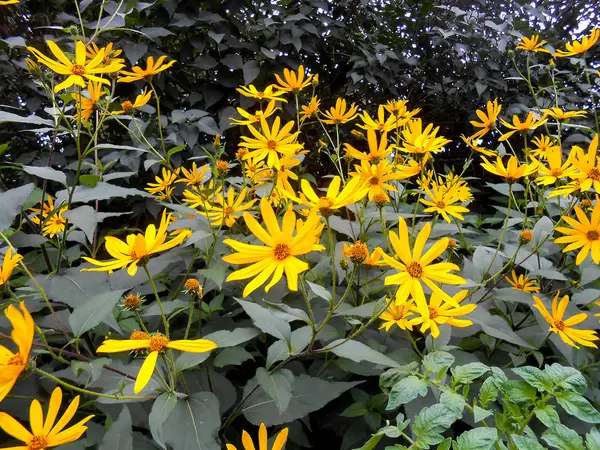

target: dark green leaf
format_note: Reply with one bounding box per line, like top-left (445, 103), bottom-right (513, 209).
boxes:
top-left (328, 339), bottom-right (400, 368)
top-left (511, 435), bottom-right (545, 450)
top-left (386, 375), bottom-right (428, 410)
top-left (556, 391), bottom-right (600, 423)
top-left (0, 183), bottom-right (34, 232)
top-left (451, 363), bottom-right (490, 384)
top-left (256, 367), bottom-right (294, 414)
top-left (453, 427), bottom-right (497, 450)
top-left (149, 393), bottom-right (177, 450)
top-left (22, 165), bottom-right (67, 184)
top-left (163, 393), bottom-right (221, 450)
top-left (513, 366), bottom-right (554, 392)
top-left (99, 406), bottom-right (132, 450)
top-left (413, 404), bottom-right (456, 448)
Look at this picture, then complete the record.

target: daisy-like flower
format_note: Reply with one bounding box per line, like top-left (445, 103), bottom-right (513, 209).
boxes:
top-left (71, 81), bottom-right (105, 122)
top-left (321, 98), bottom-right (359, 125)
top-left (230, 100), bottom-right (279, 126)
top-left (112, 88), bottom-right (152, 115)
top-left (118, 56), bottom-right (176, 83)
top-left (97, 331), bottom-right (217, 393)
top-left (222, 198), bottom-right (324, 297)
top-left (344, 129), bottom-right (392, 163)
top-left (498, 112), bottom-right (547, 141)
top-left (86, 41), bottom-right (125, 67)
top-left (342, 241), bottom-right (370, 264)
top-left (536, 146), bottom-right (577, 185)
top-left (182, 180), bottom-right (222, 207)
top-left (274, 65), bottom-right (313, 93)
top-left (27, 41), bottom-right (123, 92)
top-left (349, 159), bottom-right (403, 202)
top-left (397, 119), bottom-right (451, 155)
top-left (300, 96), bottom-right (321, 121)
top-left (506, 270), bottom-right (540, 293)
top-left (380, 217), bottom-right (466, 316)
top-left (470, 98), bottom-right (501, 140)
top-left (30, 196), bottom-right (69, 238)
top-left (226, 423), bottom-right (288, 450)
top-left (533, 293), bottom-right (598, 348)
top-left (0, 248), bottom-right (22, 288)
top-left (420, 183), bottom-right (470, 223)
top-left (0, 302), bottom-right (33, 402)
top-left (408, 290), bottom-right (476, 339)
top-left (81, 210), bottom-right (187, 276)
top-left (553, 28), bottom-right (600, 57)
top-left (177, 162), bottom-right (210, 186)
top-left (548, 179), bottom-right (583, 198)
top-left (357, 105), bottom-right (397, 133)
top-left (480, 155), bottom-right (538, 184)
top-left (555, 202), bottom-right (600, 265)
top-left (0, 387), bottom-right (94, 448)
top-left (240, 116), bottom-right (302, 169)
top-left (530, 135), bottom-right (560, 160)
top-left (361, 246), bottom-right (387, 266)
top-left (202, 187), bottom-right (257, 227)
top-left (570, 135), bottom-right (600, 193)
top-left (461, 135), bottom-right (497, 157)
top-left (515, 35), bottom-right (551, 53)
top-left (236, 85), bottom-right (287, 102)
top-left (394, 158), bottom-right (425, 180)
top-left (145, 167), bottom-right (179, 197)
top-left (378, 300), bottom-right (414, 332)
top-left (384, 99), bottom-right (421, 127)
top-left (543, 107), bottom-right (587, 121)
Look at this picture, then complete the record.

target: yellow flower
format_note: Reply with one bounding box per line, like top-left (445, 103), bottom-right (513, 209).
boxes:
top-left (408, 290), bottom-right (476, 339)
top-left (231, 100), bottom-right (279, 126)
top-left (292, 176), bottom-right (367, 217)
top-left (506, 270), bottom-right (540, 293)
top-left (460, 135), bottom-right (497, 157)
top-left (383, 99), bottom-right (421, 126)
top-left (241, 116), bottom-right (302, 169)
top-left (363, 246), bottom-right (387, 266)
top-left (226, 423), bottom-right (288, 450)
top-left (27, 40), bottom-right (123, 92)
top-left (397, 119), bottom-right (451, 155)
top-left (379, 301), bottom-right (414, 332)
top-left (182, 180), bottom-right (222, 207)
top-left (394, 158), bottom-right (425, 179)
top-left (202, 187), bottom-right (257, 227)
top-left (82, 210), bottom-right (187, 276)
top-left (357, 105), bottom-right (397, 133)
top-left (86, 41), bottom-right (125, 67)
top-left (543, 107), bottom-right (587, 121)
top-left (71, 81), bottom-right (105, 122)
top-left (554, 28), bottom-right (600, 57)
top-left (516, 35), bottom-right (551, 53)
top-left (480, 155), bottom-right (538, 183)
top-left (118, 56), bottom-right (176, 83)
top-left (97, 331), bottom-right (217, 393)
top-left (274, 64), bottom-right (313, 92)
top-left (530, 135), bottom-right (560, 159)
top-left (498, 112), bottom-right (547, 141)
top-left (0, 302), bottom-right (33, 402)
top-left (533, 293), bottom-right (598, 348)
top-left (0, 0), bottom-right (19, 5)
top-left (0, 248), bottom-right (22, 288)
top-left (30, 196), bottom-right (69, 238)
top-left (321, 98), bottom-right (359, 125)
top-left (300, 96), bottom-right (320, 121)
top-left (342, 241), bottom-right (370, 264)
top-left (223, 198), bottom-right (324, 297)
top-left (350, 160), bottom-right (402, 202)
top-left (555, 202), bottom-right (600, 265)
top-left (380, 217), bottom-right (466, 316)
top-left (548, 179), bottom-right (582, 198)
top-left (177, 162), bottom-right (210, 186)
top-left (571, 135), bottom-right (600, 193)
top-left (536, 146), bottom-right (577, 185)
top-left (344, 129), bottom-right (392, 162)
top-left (470, 98), bottom-right (501, 140)
top-left (519, 229), bottom-right (533, 244)
top-left (113, 88), bottom-right (152, 115)
top-left (236, 85), bottom-right (287, 102)
top-left (420, 184), bottom-right (470, 223)
top-left (145, 167), bottom-right (179, 197)
top-left (0, 387), bottom-right (94, 448)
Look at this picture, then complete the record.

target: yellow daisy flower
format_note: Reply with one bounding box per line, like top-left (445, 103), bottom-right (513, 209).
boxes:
top-left (321, 98), bottom-right (359, 125)
top-left (226, 423), bottom-right (288, 450)
top-left (236, 85), bottom-right (287, 102)
top-left (515, 35), bottom-right (551, 53)
top-left (357, 105), bottom-right (397, 133)
top-left (570, 134), bottom-right (600, 193)
top-left (291, 176), bottom-right (367, 217)
top-left (460, 135), bottom-right (497, 157)
top-left (113, 88), bottom-right (152, 115)
top-left (0, 248), bottom-right (23, 288)
top-left (536, 146), bottom-right (577, 185)
top-left (543, 107), bottom-right (587, 121)
top-left (177, 162), bottom-right (210, 186)
top-left (71, 81), bottom-right (105, 122)
top-left (145, 167), bottom-right (179, 197)
top-left (553, 28), bottom-right (600, 57)
top-left (202, 187), bottom-right (257, 227)
top-left (30, 196), bottom-right (69, 238)
top-left (470, 98), bottom-right (501, 140)
top-left (397, 119), bottom-right (451, 155)
top-left (480, 155), bottom-right (538, 183)
top-left (240, 116), bottom-right (302, 169)
top-left (384, 99), bottom-right (421, 126)
top-left (274, 65), bottom-right (313, 93)
top-left (118, 55), bottom-right (176, 83)
top-left (506, 270), bottom-right (540, 293)
top-left (344, 129), bottom-right (392, 162)
top-left (231, 99), bottom-right (279, 126)
top-left (182, 180), bottom-right (222, 207)
top-left (350, 159), bottom-right (403, 202)
top-left (555, 202), bottom-right (600, 265)
top-left (420, 183), bottom-right (470, 223)
top-left (300, 96), bottom-right (321, 121)
top-left (0, 0), bottom-right (19, 5)
top-left (378, 300), bottom-right (415, 332)
top-left (530, 135), bottom-right (560, 160)
top-left (86, 41), bottom-right (125, 67)
top-left (498, 112), bottom-right (547, 141)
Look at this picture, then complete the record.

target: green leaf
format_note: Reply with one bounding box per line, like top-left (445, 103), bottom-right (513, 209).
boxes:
top-left (453, 427), bottom-right (498, 450)
top-left (256, 367), bottom-right (294, 414)
top-left (69, 290), bottom-right (126, 336)
top-left (175, 350), bottom-right (211, 371)
top-left (99, 406), bottom-right (132, 450)
top-left (379, 363), bottom-right (419, 393)
top-left (513, 366), bottom-right (554, 392)
top-left (235, 299), bottom-right (291, 342)
top-left (22, 165), bottom-right (67, 184)
top-left (438, 438), bottom-right (452, 450)
top-left (499, 380), bottom-right (537, 403)
top-left (352, 433), bottom-right (383, 450)
top-left (266, 326), bottom-right (311, 367)
top-left (440, 391), bottom-right (465, 419)
top-left (213, 347), bottom-right (254, 367)
top-left (242, 374), bottom-right (359, 426)
top-left (80, 174), bottom-right (102, 187)
top-left (511, 435), bottom-right (545, 450)
top-left (545, 364), bottom-right (587, 394)
top-left (0, 110), bottom-right (53, 125)
top-left (386, 375), bottom-right (428, 410)
top-left (478, 377), bottom-right (500, 407)
top-left (451, 363), bottom-right (490, 384)
top-left (473, 406), bottom-right (493, 423)
top-left (556, 391), bottom-right (600, 423)
top-left (534, 404), bottom-right (560, 427)
top-left (55, 182), bottom-right (151, 204)
top-left (199, 263), bottom-right (228, 290)
top-left (306, 280), bottom-right (332, 302)
top-left (328, 339), bottom-right (400, 368)
top-left (586, 428), bottom-right (600, 450)
top-left (163, 393), bottom-right (221, 450)
top-left (469, 307), bottom-right (534, 348)
top-left (243, 60), bottom-right (260, 84)
top-left (423, 351), bottom-right (455, 376)
top-left (203, 327), bottom-right (260, 347)
top-left (0, 183), bottom-right (34, 232)
top-left (149, 393), bottom-right (177, 450)
top-left (413, 404), bottom-right (456, 449)
top-left (341, 402), bottom-right (369, 418)
top-left (542, 424), bottom-right (585, 450)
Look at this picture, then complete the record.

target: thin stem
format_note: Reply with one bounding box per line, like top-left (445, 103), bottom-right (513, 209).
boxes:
top-left (143, 265), bottom-right (169, 337)
top-left (149, 81), bottom-right (166, 155)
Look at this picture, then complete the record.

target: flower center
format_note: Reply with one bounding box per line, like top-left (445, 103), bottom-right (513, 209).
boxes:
top-left (514, 282), bottom-right (525, 290)
top-left (369, 177), bottom-right (380, 186)
top-left (149, 334), bottom-right (170, 352)
top-left (550, 168), bottom-right (563, 177)
top-left (8, 352), bottom-right (24, 366)
top-left (318, 197), bottom-right (335, 216)
top-left (554, 320), bottom-right (565, 331)
top-left (130, 330), bottom-right (150, 340)
top-left (378, 123), bottom-right (385, 130)
top-left (429, 307), bottom-right (438, 319)
top-left (505, 176), bottom-right (516, 184)
top-left (406, 261), bottom-right (423, 278)
top-left (121, 100), bottom-right (134, 112)
top-left (257, 92), bottom-right (265, 99)
top-left (267, 140), bottom-right (277, 151)
top-left (273, 243), bottom-right (291, 260)
top-left (124, 294), bottom-right (141, 310)
top-left (587, 230), bottom-right (600, 241)
top-left (28, 436), bottom-right (49, 450)
top-left (588, 168), bottom-right (600, 180)
top-left (436, 200), bottom-right (446, 209)
top-left (346, 241), bottom-right (369, 263)
top-left (223, 206), bottom-right (234, 215)
top-left (71, 64), bottom-right (86, 75)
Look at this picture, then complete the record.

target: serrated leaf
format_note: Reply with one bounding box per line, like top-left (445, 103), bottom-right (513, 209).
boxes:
top-left (511, 435), bottom-right (545, 450)
top-left (473, 406), bottom-right (493, 423)
top-left (499, 380), bottom-right (537, 403)
top-left (544, 364), bottom-right (587, 394)
top-left (534, 404), bottom-right (560, 427)
top-left (542, 424), bottom-right (585, 450)
top-left (513, 366), bottom-right (554, 392)
top-left (423, 351), bottom-right (455, 375)
top-left (454, 427), bottom-right (497, 450)
top-left (149, 393), bottom-right (177, 450)
top-left (451, 363), bottom-right (490, 384)
top-left (440, 391), bottom-right (465, 419)
top-left (213, 347), bottom-right (254, 367)
top-left (256, 367), bottom-right (294, 414)
top-left (556, 391), bottom-right (600, 423)
top-left (306, 280), bottom-right (332, 302)
top-left (586, 428), bottom-right (600, 450)
top-left (386, 375), bottom-right (428, 410)
top-left (413, 404), bottom-right (456, 448)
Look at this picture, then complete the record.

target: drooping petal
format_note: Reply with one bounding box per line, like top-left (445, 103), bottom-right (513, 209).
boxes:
top-left (134, 351), bottom-right (159, 394)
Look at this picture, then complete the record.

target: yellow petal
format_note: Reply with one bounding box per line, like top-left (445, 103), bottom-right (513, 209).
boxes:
top-left (0, 412), bottom-right (33, 442)
top-left (134, 351), bottom-right (159, 394)
top-left (167, 339), bottom-right (217, 353)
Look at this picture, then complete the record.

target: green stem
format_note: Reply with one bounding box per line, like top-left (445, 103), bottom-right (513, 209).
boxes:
top-left (143, 265), bottom-right (169, 337)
